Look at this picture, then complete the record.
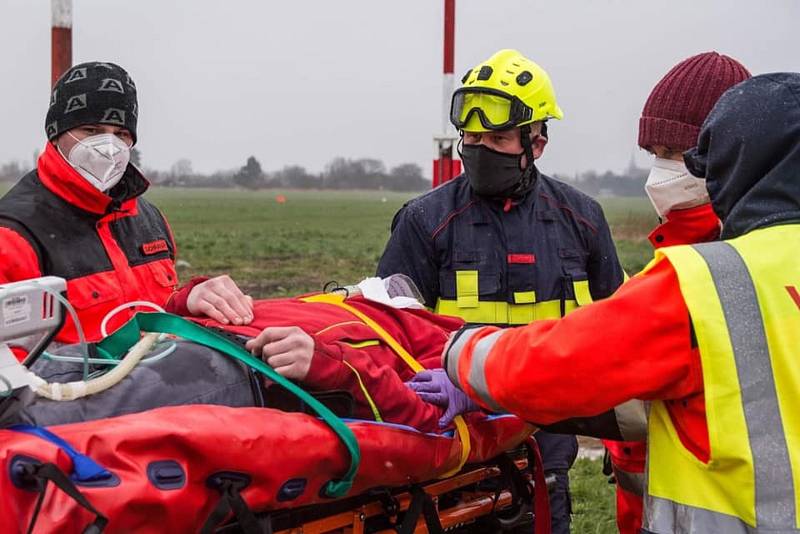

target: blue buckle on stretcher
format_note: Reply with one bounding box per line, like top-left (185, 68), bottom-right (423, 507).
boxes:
top-left (9, 424), bottom-right (117, 486)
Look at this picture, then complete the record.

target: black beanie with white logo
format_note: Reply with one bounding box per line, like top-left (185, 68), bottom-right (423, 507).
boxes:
top-left (45, 61), bottom-right (138, 143)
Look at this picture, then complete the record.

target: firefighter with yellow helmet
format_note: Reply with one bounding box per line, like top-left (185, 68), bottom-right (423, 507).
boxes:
top-left (379, 49), bottom-right (625, 533)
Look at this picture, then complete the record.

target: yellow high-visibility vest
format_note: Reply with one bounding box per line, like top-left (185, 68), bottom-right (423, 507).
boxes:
top-left (644, 224), bottom-right (800, 533)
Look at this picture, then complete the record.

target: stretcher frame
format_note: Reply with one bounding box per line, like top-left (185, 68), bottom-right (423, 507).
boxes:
top-left (218, 436), bottom-right (551, 534)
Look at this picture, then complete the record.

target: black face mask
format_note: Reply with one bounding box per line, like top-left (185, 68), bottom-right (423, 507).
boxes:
top-left (460, 143), bottom-right (528, 198)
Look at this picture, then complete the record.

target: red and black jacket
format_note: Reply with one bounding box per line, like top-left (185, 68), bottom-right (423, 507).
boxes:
top-left (0, 143), bottom-right (183, 345)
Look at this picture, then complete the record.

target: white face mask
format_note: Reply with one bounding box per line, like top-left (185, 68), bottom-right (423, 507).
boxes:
top-left (63, 132), bottom-right (131, 192)
top-left (645, 157), bottom-right (710, 218)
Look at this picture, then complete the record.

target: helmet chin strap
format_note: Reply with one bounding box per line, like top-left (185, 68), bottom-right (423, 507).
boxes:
top-left (511, 124), bottom-right (538, 198)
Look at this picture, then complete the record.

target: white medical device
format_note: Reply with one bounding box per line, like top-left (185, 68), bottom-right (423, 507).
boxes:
top-left (0, 277), bottom-right (66, 394)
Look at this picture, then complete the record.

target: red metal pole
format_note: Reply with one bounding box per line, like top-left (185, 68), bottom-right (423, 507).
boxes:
top-left (433, 0), bottom-right (458, 188)
top-left (442, 0), bottom-right (455, 136)
top-left (51, 0), bottom-right (72, 87)
top-left (443, 0), bottom-right (455, 74)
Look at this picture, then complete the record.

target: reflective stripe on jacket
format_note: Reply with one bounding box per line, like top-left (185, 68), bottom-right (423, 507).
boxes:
top-left (377, 174), bottom-right (624, 325)
top-left (644, 224), bottom-right (800, 533)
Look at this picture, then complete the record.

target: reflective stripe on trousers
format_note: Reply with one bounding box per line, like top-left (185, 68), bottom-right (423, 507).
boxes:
top-left (645, 241), bottom-right (798, 533)
top-left (613, 465), bottom-right (645, 497)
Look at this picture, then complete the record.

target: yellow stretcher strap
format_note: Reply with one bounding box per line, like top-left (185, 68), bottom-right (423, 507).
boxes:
top-left (302, 293), bottom-right (472, 476)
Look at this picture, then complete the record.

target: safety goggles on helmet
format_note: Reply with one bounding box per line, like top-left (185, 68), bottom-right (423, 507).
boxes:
top-left (450, 87), bottom-right (533, 131)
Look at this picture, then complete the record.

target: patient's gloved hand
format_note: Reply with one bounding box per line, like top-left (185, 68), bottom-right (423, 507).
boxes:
top-left (406, 369), bottom-right (480, 428)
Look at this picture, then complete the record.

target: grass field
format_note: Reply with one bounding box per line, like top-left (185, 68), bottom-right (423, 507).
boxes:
top-left (0, 183), bottom-right (650, 530)
top-left (150, 187), bottom-right (657, 297)
top-left (149, 187), bottom-right (654, 533)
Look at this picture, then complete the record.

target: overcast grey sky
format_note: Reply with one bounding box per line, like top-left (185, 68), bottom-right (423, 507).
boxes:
top-left (1, 0), bottom-right (798, 178)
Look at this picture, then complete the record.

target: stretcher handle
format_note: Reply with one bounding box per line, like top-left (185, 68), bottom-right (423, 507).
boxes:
top-left (95, 312), bottom-right (360, 499)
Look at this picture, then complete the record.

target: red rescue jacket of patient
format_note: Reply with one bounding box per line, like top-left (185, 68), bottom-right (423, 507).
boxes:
top-left (191, 296), bottom-right (465, 433)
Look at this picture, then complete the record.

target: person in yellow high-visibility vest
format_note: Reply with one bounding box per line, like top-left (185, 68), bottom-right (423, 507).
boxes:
top-left (418, 72), bottom-right (800, 533)
top-left (604, 51), bottom-right (750, 534)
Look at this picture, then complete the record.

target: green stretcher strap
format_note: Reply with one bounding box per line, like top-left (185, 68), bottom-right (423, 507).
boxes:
top-left (95, 311), bottom-right (360, 498)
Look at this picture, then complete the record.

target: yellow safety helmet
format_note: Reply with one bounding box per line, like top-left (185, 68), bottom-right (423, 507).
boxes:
top-left (450, 49), bottom-right (564, 133)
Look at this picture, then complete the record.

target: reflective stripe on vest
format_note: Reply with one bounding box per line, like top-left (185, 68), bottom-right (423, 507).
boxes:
top-left (434, 270), bottom-right (590, 324)
top-left (645, 495), bottom-right (782, 534)
top-left (646, 226), bottom-right (800, 532)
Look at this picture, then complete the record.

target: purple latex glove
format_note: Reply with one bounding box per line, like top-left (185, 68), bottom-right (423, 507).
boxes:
top-left (406, 369), bottom-right (480, 428)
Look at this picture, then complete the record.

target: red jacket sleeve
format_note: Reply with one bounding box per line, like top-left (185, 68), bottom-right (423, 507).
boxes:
top-left (454, 259), bottom-right (704, 424)
top-left (305, 337), bottom-right (445, 432)
top-left (0, 227), bottom-right (42, 284)
top-left (164, 276), bottom-right (209, 316)
top-left (0, 228), bottom-right (44, 361)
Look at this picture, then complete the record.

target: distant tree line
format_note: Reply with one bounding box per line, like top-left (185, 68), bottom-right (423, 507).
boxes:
top-left (0, 151), bottom-right (649, 197)
top-left (147, 155), bottom-right (430, 192)
top-left (0, 161), bottom-right (24, 183)
top-left (554, 161), bottom-right (648, 197)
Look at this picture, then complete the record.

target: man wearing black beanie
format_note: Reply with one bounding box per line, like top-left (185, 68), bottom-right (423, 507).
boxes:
top-left (0, 61), bottom-right (253, 350)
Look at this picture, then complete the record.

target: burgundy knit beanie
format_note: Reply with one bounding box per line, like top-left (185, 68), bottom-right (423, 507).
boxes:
top-left (638, 52), bottom-right (750, 151)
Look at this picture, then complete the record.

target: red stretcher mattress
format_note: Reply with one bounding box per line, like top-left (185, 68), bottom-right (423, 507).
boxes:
top-left (0, 404), bottom-right (533, 533)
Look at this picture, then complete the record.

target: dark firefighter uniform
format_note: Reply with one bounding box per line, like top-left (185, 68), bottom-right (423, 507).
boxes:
top-left (378, 171), bottom-right (626, 533)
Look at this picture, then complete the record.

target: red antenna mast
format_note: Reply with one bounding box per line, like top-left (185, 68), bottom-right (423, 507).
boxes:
top-left (51, 0), bottom-right (72, 87)
top-left (432, 0), bottom-right (461, 188)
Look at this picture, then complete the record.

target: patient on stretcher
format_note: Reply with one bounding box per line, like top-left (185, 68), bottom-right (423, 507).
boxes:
top-left (2, 281), bottom-right (466, 433)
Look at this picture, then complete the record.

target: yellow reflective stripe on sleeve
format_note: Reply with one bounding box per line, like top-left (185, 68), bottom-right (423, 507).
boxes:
top-left (456, 270), bottom-right (479, 308)
top-left (302, 293), bottom-right (472, 476)
top-left (572, 279), bottom-right (593, 306)
top-left (342, 360), bottom-right (383, 422)
top-left (435, 298), bottom-right (578, 324)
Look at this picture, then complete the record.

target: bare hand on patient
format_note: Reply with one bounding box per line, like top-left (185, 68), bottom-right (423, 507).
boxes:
top-left (187, 275), bottom-right (254, 325)
top-left (245, 326), bottom-right (314, 380)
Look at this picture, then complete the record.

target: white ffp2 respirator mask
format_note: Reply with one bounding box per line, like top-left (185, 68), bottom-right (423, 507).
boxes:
top-left (64, 132), bottom-right (131, 192)
top-left (645, 157), bottom-right (709, 218)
